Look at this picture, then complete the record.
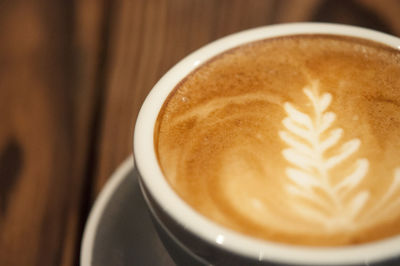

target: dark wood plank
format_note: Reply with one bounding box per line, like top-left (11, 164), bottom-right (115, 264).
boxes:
top-left (0, 0), bottom-right (107, 265)
top-left (358, 0), bottom-right (400, 35)
top-left (92, 0), bottom-right (400, 197)
top-left (62, 1), bottom-right (110, 265)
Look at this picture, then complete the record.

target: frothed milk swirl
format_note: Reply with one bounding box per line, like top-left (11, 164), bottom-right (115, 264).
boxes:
top-left (155, 35), bottom-right (400, 246)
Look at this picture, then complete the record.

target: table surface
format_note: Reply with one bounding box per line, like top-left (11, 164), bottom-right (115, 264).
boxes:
top-left (1, 0), bottom-right (400, 265)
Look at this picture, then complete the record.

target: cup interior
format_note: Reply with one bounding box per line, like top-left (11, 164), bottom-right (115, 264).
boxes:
top-left (134, 22), bottom-right (400, 265)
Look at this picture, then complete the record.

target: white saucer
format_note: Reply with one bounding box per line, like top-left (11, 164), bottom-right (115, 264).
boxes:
top-left (80, 156), bottom-right (174, 266)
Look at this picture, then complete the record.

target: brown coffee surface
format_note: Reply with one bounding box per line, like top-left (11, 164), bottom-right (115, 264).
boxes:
top-left (155, 35), bottom-right (400, 246)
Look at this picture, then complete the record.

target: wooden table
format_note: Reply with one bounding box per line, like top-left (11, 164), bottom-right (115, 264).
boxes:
top-left (1, 0), bottom-right (400, 265)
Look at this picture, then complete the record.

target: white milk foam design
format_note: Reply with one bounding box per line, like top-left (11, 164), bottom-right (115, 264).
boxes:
top-left (279, 80), bottom-right (400, 231)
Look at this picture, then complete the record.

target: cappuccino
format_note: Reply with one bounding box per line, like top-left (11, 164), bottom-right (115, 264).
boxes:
top-left (155, 35), bottom-right (400, 246)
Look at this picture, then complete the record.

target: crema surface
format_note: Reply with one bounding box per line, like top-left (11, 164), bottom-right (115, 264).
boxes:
top-left (155, 35), bottom-right (400, 246)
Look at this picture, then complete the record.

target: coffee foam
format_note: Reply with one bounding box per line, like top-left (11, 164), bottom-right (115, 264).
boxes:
top-left (155, 35), bottom-right (400, 246)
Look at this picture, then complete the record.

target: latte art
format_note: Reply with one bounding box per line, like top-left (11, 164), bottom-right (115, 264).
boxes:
top-left (280, 81), bottom-right (400, 231)
top-left (155, 35), bottom-right (400, 246)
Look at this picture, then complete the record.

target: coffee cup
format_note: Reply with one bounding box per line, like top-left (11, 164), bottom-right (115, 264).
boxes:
top-left (134, 23), bottom-right (400, 265)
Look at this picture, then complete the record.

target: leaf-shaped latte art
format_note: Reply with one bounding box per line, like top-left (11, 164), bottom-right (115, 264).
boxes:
top-left (279, 81), bottom-right (400, 231)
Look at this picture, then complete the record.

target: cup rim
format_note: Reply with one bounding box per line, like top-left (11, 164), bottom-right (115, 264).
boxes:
top-left (134, 22), bottom-right (400, 265)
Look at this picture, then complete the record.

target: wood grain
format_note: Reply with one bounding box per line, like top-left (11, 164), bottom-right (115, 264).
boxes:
top-left (0, 0), bottom-right (107, 265)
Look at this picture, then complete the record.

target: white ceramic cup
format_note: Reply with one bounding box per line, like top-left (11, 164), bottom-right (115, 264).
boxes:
top-left (134, 23), bottom-right (400, 266)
